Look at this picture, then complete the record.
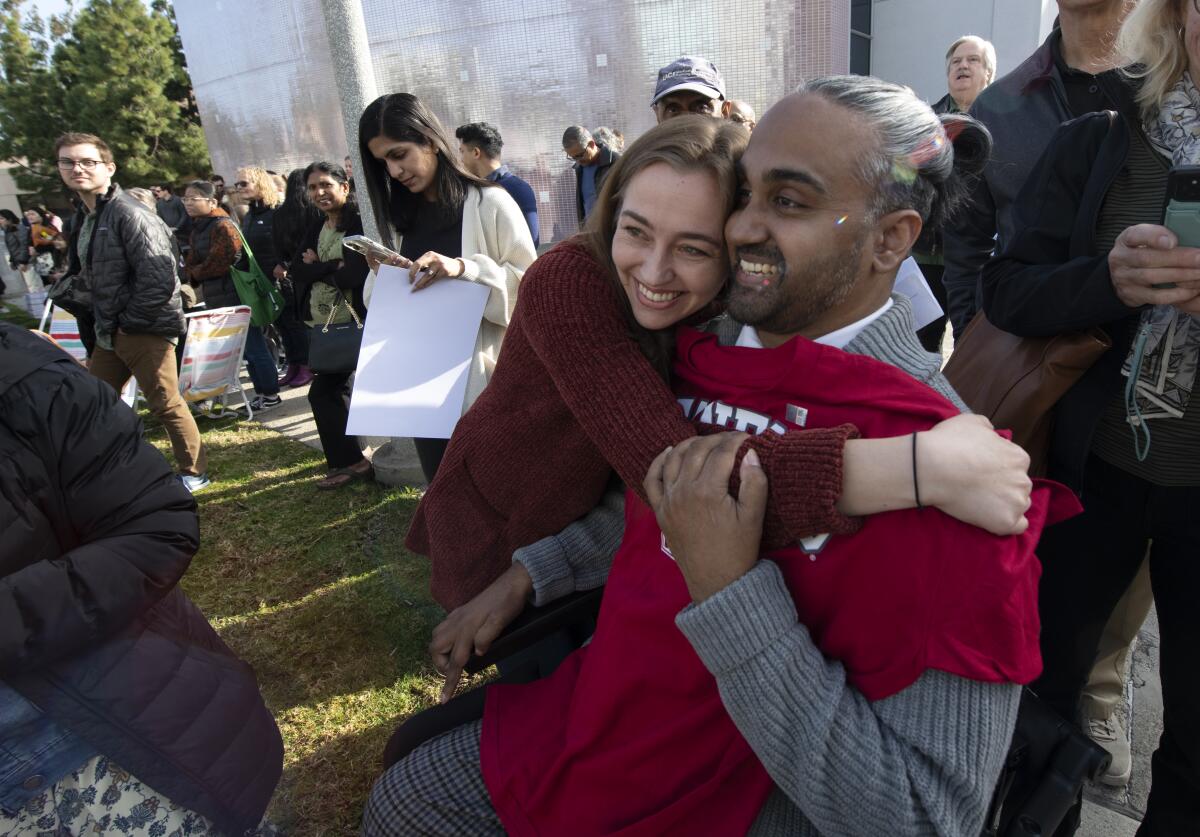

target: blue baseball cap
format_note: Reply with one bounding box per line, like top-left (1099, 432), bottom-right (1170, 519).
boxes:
top-left (651, 56), bottom-right (727, 105)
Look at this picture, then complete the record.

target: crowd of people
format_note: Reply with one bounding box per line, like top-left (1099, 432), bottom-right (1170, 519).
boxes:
top-left (1, 0), bottom-right (1196, 834)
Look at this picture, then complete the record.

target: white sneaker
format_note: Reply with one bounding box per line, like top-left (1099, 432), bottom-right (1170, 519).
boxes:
top-left (1084, 714), bottom-right (1132, 787)
top-left (179, 472), bottom-right (212, 493)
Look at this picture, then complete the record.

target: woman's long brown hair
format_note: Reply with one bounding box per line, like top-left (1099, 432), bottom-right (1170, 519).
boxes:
top-left (577, 115), bottom-right (748, 378)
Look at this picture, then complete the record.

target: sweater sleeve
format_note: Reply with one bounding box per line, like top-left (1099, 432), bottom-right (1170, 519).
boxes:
top-left (981, 115), bottom-right (1136, 337)
top-left (458, 187), bottom-right (537, 328)
top-left (184, 218), bottom-right (242, 282)
top-left (522, 244), bottom-right (858, 546)
top-left (0, 363), bottom-right (199, 674)
top-left (677, 561), bottom-right (1019, 837)
top-left (512, 484), bottom-right (625, 606)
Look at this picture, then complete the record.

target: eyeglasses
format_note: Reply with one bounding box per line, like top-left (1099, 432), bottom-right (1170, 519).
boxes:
top-left (232, 181), bottom-right (250, 189)
top-left (182, 195), bottom-right (215, 203)
top-left (565, 147), bottom-right (591, 162)
top-left (56, 158), bottom-right (104, 171)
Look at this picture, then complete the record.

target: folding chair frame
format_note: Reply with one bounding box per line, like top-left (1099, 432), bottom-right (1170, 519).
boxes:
top-left (180, 305), bottom-right (255, 421)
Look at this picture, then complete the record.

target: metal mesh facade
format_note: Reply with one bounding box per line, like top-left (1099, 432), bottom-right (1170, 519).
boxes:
top-left (174, 0), bottom-right (850, 243)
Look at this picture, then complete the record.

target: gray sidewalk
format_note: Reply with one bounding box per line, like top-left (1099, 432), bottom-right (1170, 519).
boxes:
top-left (238, 375), bottom-right (1162, 836)
top-left (237, 375), bottom-right (427, 487)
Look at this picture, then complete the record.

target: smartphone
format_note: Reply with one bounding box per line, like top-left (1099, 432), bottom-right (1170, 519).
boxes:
top-left (1160, 166), bottom-right (1200, 288)
top-left (343, 234), bottom-right (408, 266)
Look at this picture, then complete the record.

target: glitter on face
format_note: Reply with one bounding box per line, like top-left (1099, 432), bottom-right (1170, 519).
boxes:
top-left (835, 214), bottom-right (848, 225)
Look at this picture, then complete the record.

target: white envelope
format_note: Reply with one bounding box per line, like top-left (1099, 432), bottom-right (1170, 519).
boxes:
top-left (893, 256), bottom-right (943, 332)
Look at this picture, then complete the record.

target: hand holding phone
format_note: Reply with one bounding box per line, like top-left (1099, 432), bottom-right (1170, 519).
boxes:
top-left (1159, 166), bottom-right (1200, 289)
top-left (342, 235), bottom-right (410, 270)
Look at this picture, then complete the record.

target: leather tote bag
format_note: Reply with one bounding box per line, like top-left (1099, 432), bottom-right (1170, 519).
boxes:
top-left (942, 311), bottom-right (1111, 475)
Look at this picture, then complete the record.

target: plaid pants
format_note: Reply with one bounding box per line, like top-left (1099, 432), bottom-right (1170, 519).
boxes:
top-left (362, 720), bottom-right (504, 836)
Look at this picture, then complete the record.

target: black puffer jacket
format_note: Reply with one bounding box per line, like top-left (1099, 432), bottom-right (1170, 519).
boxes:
top-left (66, 183), bottom-right (186, 338)
top-left (0, 324), bottom-right (282, 835)
top-left (242, 201), bottom-right (280, 275)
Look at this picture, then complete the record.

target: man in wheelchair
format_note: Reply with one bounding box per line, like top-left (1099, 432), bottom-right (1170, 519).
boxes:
top-left (364, 78), bottom-right (1089, 837)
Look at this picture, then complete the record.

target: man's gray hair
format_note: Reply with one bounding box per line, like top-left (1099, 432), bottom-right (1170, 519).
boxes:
top-left (945, 34), bottom-right (997, 85)
top-left (562, 126), bottom-right (593, 148)
top-left (796, 75), bottom-right (990, 232)
top-left (593, 126), bottom-right (618, 149)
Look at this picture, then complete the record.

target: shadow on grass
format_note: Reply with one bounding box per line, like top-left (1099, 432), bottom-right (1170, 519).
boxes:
top-left (215, 562), bottom-right (443, 715)
top-left (185, 480), bottom-right (423, 621)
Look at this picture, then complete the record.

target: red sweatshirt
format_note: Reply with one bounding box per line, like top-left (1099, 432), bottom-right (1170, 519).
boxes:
top-left (406, 241), bottom-right (860, 610)
top-left (480, 327), bottom-right (1079, 836)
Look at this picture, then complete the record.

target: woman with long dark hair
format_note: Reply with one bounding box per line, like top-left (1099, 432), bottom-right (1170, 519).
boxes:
top-left (358, 93), bottom-right (537, 481)
top-left (288, 161), bottom-right (372, 490)
top-left (271, 168), bottom-right (322, 388)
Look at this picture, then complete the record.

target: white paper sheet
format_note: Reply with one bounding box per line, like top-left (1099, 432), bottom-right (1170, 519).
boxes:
top-left (893, 256), bottom-right (943, 332)
top-left (347, 265), bottom-right (489, 438)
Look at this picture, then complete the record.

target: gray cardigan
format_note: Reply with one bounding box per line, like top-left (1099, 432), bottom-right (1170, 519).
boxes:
top-left (514, 295), bottom-right (1017, 836)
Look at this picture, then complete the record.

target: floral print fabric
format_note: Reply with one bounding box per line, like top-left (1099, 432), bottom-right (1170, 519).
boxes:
top-left (0, 755), bottom-right (274, 837)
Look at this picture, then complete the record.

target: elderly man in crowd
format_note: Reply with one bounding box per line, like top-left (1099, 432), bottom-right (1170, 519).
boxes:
top-left (912, 33), bottom-right (997, 351)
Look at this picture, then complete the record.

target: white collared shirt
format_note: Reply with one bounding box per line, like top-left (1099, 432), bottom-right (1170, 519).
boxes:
top-left (735, 299), bottom-right (894, 351)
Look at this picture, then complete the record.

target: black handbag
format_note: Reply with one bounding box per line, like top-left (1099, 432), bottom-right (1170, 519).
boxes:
top-left (46, 271), bottom-right (92, 319)
top-left (307, 290), bottom-right (364, 374)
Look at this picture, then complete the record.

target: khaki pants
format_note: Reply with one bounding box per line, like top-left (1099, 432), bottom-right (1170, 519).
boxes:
top-left (1080, 555), bottom-right (1153, 719)
top-left (90, 331), bottom-right (207, 476)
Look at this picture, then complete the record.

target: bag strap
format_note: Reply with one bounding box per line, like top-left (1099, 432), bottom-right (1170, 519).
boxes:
top-left (321, 287), bottom-right (364, 331)
top-left (221, 217), bottom-right (261, 271)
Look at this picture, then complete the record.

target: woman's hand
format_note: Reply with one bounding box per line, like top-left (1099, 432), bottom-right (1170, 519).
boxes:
top-left (430, 563), bottom-right (533, 703)
top-left (919, 414), bottom-right (1032, 536)
top-left (644, 433), bottom-right (768, 604)
top-left (409, 251), bottom-right (465, 291)
top-left (301, 248), bottom-right (318, 265)
top-left (366, 252), bottom-right (410, 274)
top-left (1108, 225), bottom-right (1200, 308)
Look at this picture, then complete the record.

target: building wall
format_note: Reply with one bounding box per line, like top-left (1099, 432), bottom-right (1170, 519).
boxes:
top-left (869, 0), bottom-right (1054, 104)
top-left (173, 0), bottom-right (850, 244)
top-left (0, 163), bottom-right (27, 217)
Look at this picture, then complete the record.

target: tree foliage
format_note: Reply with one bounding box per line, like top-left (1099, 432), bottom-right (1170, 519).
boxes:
top-left (0, 0), bottom-right (210, 203)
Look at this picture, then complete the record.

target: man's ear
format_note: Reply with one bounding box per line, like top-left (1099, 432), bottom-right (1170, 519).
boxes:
top-left (721, 100), bottom-right (733, 118)
top-left (872, 209), bottom-right (922, 273)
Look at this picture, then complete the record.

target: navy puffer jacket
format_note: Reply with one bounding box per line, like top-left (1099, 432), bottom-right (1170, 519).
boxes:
top-left (0, 324), bottom-right (282, 835)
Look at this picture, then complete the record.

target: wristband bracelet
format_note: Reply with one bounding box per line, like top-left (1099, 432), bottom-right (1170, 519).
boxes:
top-left (912, 431), bottom-right (923, 509)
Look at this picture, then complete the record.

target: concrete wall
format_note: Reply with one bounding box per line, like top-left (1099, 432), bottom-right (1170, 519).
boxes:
top-left (869, 0), bottom-right (1055, 104)
top-left (173, 0), bottom-right (851, 245)
top-left (0, 163), bottom-right (27, 216)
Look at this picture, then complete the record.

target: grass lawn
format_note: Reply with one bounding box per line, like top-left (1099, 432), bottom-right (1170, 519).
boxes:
top-left (1, 300), bottom-right (39, 328)
top-left (139, 414), bottom-right (464, 835)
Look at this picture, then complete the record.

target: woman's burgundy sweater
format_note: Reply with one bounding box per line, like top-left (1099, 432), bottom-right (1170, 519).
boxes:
top-left (406, 240), bottom-right (861, 610)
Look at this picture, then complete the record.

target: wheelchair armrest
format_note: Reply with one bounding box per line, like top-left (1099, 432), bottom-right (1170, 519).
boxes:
top-left (464, 587), bottom-right (604, 674)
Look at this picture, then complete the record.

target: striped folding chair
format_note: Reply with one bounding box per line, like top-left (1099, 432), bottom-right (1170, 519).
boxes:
top-left (178, 305), bottom-right (254, 419)
top-left (39, 301), bottom-right (89, 363)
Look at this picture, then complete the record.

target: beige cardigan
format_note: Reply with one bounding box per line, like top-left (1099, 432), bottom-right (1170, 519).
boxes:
top-left (365, 184), bottom-right (537, 414)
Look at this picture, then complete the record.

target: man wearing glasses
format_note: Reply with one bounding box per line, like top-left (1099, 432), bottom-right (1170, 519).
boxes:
top-left (54, 132), bottom-right (210, 493)
top-left (562, 125), bottom-right (619, 223)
